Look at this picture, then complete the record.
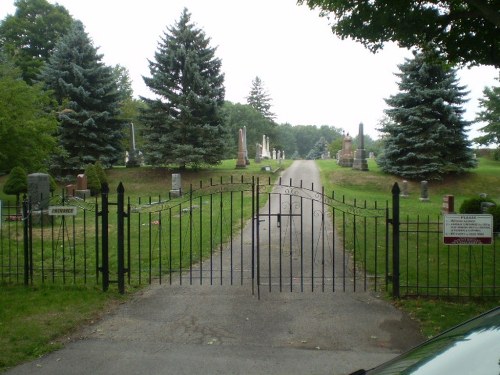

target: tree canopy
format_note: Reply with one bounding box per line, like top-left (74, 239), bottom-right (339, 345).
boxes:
top-left (0, 0), bottom-right (74, 84)
top-left (474, 80), bottom-right (500, 148)
top-left (377, 49), bottom-right (476, 180)
top-left (298, 0), bottom-right (500, 68)
top-left (140, 8), bottom-right (227, 168)
top-left (0, 61), bottom-right (58, 173)
top-left (39, 21), bottom-right (125, 172)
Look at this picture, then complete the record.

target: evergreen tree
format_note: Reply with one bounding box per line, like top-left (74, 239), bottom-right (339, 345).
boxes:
top-left (3, 166), bottom-right (27, 206)
top-left (39, 21), bottom-right (125, 172)
top-left (246, 76), bottom-right (275, 120)
top-left (141, 8), bottom-right (227, 169)
top-left (306, 137), bottom-right (329, 160)
top-left (0, 0), bottom-right (73, 84)
top-left (377, 50), bottom-right (476, 180)
top-left (474, 79), bottom-right (500, 152)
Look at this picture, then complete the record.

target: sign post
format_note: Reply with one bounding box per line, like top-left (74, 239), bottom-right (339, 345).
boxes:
top-left (443, 214), bottom-right (493, 245)
top-left (48, 206), bottom-right (78, 216)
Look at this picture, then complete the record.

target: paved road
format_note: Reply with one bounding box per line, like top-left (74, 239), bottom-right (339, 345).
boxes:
top-left (7, 160), bottom-right (423, 375)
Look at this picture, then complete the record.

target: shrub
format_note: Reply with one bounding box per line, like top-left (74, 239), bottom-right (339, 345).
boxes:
top-left (459, 197), bottom-right (496, 214)
top-left (488, 206), bottom-right (500, 233)
top-left (3, 166), bottom-right (28, 205)
top-left (94, 161), bottom-right (107, 185)
top-left (84, 164), bottom-right (100, 196)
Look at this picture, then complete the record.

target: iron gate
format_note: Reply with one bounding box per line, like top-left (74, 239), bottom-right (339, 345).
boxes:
top-left (102, 176), bottom-right (390, 297)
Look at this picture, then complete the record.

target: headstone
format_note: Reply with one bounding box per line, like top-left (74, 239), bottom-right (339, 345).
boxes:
top-left (369, 152), bottom-right (375, 159)
top-left (75, 173), bottom-right (91, 199)
top-left (272, 148), bottom-right (276, 160)
top-left (255, 143), bottom-right (262, 163)
top-left (170, 173), bottom-right (182, 197)
top-left (261, 135), bottom-right (270, 159)
top-left (66, 184), bottom-right (76, 197)
top-left (352, 122), bottom-right (369, 171)
top-left (400, 180), bottom-right (409, 198)
top-left (442, 195), bottom-right (454, 214)
top-left (236, 129), bottom-right (247, 169)
top-left (338, 133), bottom-right (354, 167)
top-left (420, 181), bottom-right (429, 202)
top-left (28, 173), bottom-right (50, 210)
top-left (282, 151), bottom-right (285, 160)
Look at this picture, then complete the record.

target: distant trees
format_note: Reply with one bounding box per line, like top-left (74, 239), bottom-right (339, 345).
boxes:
top-left (0, 60), bottom-right (58, 173)
top-left (246, 76), bottom-right (275, 120)
top-left (306, 137), bottom-right (329, 159)
top-left (298, 0), bottom-right (500, 68)
top-left (40, 21), bottom-right (125, 172)
top-left (377, 49), bottom-right (476, 180)
top-left (140, 8), bottom-right (227, 169)
top-left (2, 166), bottom-right (27, 206)
top-left (474, 79), bottom-right (500, 153)
top-left (0, 0), bottom-right (73, 84)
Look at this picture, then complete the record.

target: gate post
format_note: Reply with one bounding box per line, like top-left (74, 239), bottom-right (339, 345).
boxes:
top-left (101, 183), bottom-right (109, 291)
top-left (117, 182), bottom-right (125, 294)
top-left (391, 183), bottom-right (400, 298)
top-left (22, 196), bottom-right (30, 286)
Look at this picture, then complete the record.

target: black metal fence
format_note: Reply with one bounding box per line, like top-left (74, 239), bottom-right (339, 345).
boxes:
top-left (1, 180), bottom-right (499, 300)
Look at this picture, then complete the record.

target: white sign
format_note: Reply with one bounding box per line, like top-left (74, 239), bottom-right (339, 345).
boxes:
top-left (443, 214), bottom-right (493, 245)
top-left (48, 206), bottom-right (78, 216)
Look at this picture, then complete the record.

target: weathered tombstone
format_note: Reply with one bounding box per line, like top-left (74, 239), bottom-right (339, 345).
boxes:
top-left (236, 129), bottom-right (247, 169)
top-left (419, 181), bottom-right (429, 202)
top-left (126, 122), bottom-right (140, 168)
top-left (282, 151), bottom-right (285, 160)
top-left (272, 148), bottom-right (276, 160)
top-left (338, 133), bottom-right (354, 167)
top-left (28, 173), bottom-right (50, 210)
top-left (261, 135), bottom-right (270, 159)
top-left (170, 173), bottom-right (182, 197)
top-left (75, 173), bottom-right (91, 199)
top-left (400, 180), bottom-right (409, 198)
top-left (369, 152), bottom-right (375, 159)
top-left (255, 143), bottom-right (262, 163)
top-left (66, 184), bottom-right (76, 197)
top-left (442, 195), bottom-right (455, 214)
top-left (352, 122), bottom-right (369, 171)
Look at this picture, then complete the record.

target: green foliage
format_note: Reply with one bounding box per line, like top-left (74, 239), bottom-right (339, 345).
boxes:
top-left (223, 101), bottom-right (276, 159)
top-left (0, 0), bottom-right (74, 84)
top-left (377, 49), bottom-right (476, 180)
top-left (0, 61), bottom-right (58, 173)
top-left (246, 76), bottom-right (275, 120)
top-left (459, 197), bottom-right (496, 214)
top-left (141, 8), bottom-right (228, 169)
top-left (84, 164), bottom-right (100, 196)
top-left (2, 166), bottom-right (27, 197)
top-left (306, 136), bottom-right (329, 159)
top-left (39, 21), bottom-right (125, 172)
top-left (298, 0), bottom-right (500, 68)
top-left (488, 205), bottom-right (500, 232)
top-left (474, 80), bottom-right (500, 147)
top-left (94, 161), bottom-right (107, 185)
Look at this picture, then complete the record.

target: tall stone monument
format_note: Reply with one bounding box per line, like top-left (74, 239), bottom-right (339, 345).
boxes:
top-left (28, 173), bottom-right (50, 210)
top-left (236, 128), bottom-right (247, 169)
top-left (352, 122), bottom-right (369, 171)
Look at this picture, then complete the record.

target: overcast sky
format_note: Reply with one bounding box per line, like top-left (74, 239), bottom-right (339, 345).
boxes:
top-left (1, 0), bottom-right (498, 139)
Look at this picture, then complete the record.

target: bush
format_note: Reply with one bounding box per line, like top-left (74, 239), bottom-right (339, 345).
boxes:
top-left (84, 164), bottom-right (100, 196)
top-left (3, 166), bottom-right (27, 205)
top-left (94, 161), bottom-right (107, 185)
top-left (459, 197), bottom-right (496, 214)
top-left (488, 206), bottom-right (500, 233)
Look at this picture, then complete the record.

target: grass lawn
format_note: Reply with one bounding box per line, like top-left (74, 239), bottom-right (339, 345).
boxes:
top-left (0, 157), bottom-right (499, 369)
top-left (316, 157), bottom-right (500, 337)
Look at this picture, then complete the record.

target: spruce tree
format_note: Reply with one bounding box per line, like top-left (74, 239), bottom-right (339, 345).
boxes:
top-left (141, 8), bottom-right (227, 169)
top-left (39, 21), bottom-right (124, 172)
top-left (246, 76), bottom-right (275, 120)
top-left (377, 49), bottom-right (476, 180)
top-left (474, 80), bottom-right (500, 152)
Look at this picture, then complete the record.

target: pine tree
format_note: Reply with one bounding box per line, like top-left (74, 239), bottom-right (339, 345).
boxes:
top-left (377, 49), bottom-right (476, 180)
top-left (39, 21), bottom-right (124, 172)
top-left (141, 8), bottom-right (227, 169)
top-left (246, 76), bottom-right (275, 120)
